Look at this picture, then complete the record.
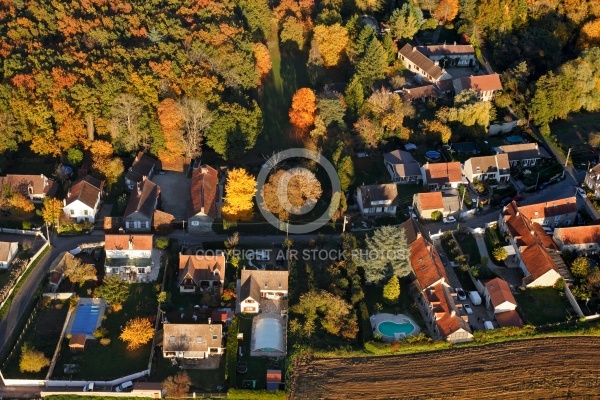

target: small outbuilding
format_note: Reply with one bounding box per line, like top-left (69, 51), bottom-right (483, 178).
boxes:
top-left (266, 369), bottom-right (283, 391)
top-left (69, 333), bottom-right (87, 353)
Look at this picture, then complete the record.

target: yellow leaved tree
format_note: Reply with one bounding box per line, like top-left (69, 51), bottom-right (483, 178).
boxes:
top-left (221, 168), bottom-right (256, 222)
top-left (119, 318), bottom-right (154, 350)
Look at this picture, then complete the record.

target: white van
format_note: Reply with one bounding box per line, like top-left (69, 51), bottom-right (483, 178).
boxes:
top-left (468, 291), bottom-right (482, 305)
top-left (115, 381), bottom-right (133, 392)
top-left (484, 321), bottom-right (495, 330)
top-left (83, 383), bottom-right (94, 392)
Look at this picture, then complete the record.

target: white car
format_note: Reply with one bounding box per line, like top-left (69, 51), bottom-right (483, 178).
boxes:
top-left (463, 304), bottom-right (474, 315)
top-left (455, 288), bottom-right (467, 301)
top-left (576, 187), bottom-right (586, 198)
top-left (443, 216), bottom-right (456, 224)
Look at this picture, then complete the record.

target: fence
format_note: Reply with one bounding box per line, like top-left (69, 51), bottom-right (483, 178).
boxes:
top-left (488, 120), bottom-right (521, 136)
top-left (42, 292), bottom-right (75, 300)
top-left (0, 227), bottom-right (42, 236)
top-left (44, 369), bottom-right (150, 388)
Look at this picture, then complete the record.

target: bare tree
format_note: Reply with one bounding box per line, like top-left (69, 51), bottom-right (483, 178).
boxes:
top-left (178, 97), bottom-right (213, 159)
top-left (111, 93), bottom-right (147, 151)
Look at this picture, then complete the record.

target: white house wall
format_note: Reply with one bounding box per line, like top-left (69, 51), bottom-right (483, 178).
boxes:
top-left (106, 249), bottom-right (152, 259)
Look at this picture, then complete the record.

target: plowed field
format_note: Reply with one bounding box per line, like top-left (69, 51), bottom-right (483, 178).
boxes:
top-left (290, 337), bottom-right (600, 399)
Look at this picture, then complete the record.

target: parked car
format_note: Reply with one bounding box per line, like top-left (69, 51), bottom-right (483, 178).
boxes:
top-left (455, 288), bottom-right (467, 301)
top-left (463, 304), bottom-right (473, 315)
top-left (443, 216), bottom-right (456, 224)
top-left (93, 248), bottom-right (102, 261)
top-left (83, 383), bottom-right (94, 392)
top-left (500, 197), bottom-right (512, 206)
top-left (576, 187), bottom-right (586, 198)
top-left (115, 381), bottom-right (133, 392)
top-left (538, 182), bottom-right (549, 190)
top-left (468, 291), bottom-right (482, 305)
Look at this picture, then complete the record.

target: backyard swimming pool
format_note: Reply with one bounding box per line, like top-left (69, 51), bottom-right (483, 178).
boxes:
top-left (378, 320), bottom-right (415, 338)
top-left (71, 304), bottom-right (101, 335)
top-left (506, 135), bottom-right (524, 144)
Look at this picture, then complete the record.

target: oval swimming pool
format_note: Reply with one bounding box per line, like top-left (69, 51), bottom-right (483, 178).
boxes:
top-left (378, 320), bottom-right (415, 337)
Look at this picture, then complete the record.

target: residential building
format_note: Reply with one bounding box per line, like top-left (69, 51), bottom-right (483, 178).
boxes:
top-left (163, 323), bottom-right (223, 362)
top-left (496, 143), bottom-right (551, 168)
top-left (499, 201), bottom-right (571, 287)
top-left (413, 192), bottom-right (444, 220)
top-left (0, 242), bottom-right (18, 269)
top-left (125, 152), bottom-right (157, 190)
top-left (63, 175), bottom-right (104, 223)
top-left (123, 178), bottom-right (160, 232)
top-left (188, 165), bottom-right (219, 234)
top-left (462, 154), bottom-right (511, 183)
top-left (383, 150), bottom-right (422, 183)
top-left (553, 225), bottom-right (600, 256)
top-left (179, 252), bottom-right (226, 293)
top-left (516, 197), bottom-right (577, 227)
top-left (47, 251), bottom-right (73, 291)
top-left (400, 85), bottom-right (441, 103)
top-left (398, 44), bottom-right (452, 84)
top-left (453, 74), bottom-right (502, 102)
top-left (0, 174), bottom-right (57, 203)
top-left (239, 270), bottom-right (289, 313)
top-left (484, 278), bottom-right (517, 313)
top-left (424, 282), bottom-right (473, 343)
top-left (421, 162), bottom-right (462, 190)
top-left (416, 44), bottom-right (476, 67)
top-left (104, 234), bottom-right (154, 282)
top-left (153, 210), bottom-right (175, 234)
top-left (585, 164), bottom-right (600, 197)
top-left (495, 310), bottom-right (524, 328)
top-left (356, 183), bottom-right (399, 216)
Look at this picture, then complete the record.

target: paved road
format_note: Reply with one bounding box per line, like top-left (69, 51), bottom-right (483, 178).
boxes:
top-left (0, 231), bottom-right (105, 359)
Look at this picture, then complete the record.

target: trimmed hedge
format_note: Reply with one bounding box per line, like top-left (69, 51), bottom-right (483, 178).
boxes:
top-left (359, 302), bottom-right (373, 344)
top-left (226, 316), bottom-right (239, 387)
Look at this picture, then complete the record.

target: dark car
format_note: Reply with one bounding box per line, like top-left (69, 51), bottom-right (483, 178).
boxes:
top-left (539, 182), bottom-right (549, 190)
top-left (500, 197), bottom-right (512, 206)
top-left (93, 248), bottom-right (102, 261)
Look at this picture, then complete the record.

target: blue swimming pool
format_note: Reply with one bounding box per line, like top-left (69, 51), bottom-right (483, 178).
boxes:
top-left (378, 320), bottom-right (415, 337)
top-left (71, 304), bottom-right (100, 335)
top-left (426, 151), bottom-right (441, 160)
top-left (506, 135), bottom-right (524, 144)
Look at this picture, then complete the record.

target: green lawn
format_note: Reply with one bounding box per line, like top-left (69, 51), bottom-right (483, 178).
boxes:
top-left (550, 112), bottom-right (600, 166)
top-left (515, 288), bottom-right (571, 326)
top-left (362, 280), bottom-right (425, 329)
top-left (2, 300), bottom-right (69, 379)
top-left (52, 284), bottom-right (157, 380)
top-left (151, 355), bottom-right (225, 393)
top-left (235, 314), bottom-right (273, 390)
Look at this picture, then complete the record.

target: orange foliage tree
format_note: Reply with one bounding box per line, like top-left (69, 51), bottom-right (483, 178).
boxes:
top-left (157, 98), bottom-right (185, 164)
top-left (221, 168), bottom-right (256, 222)
top-left (289, 88), bottom-right (317, 129)
top-left (253, 42), bottom-right (272, 83)
top-left (119, 318), bottom-right (154, 350)
top-left (579, 18), bottom-right (600, 49)
top-left (434, 0), bottom-right (459, 24)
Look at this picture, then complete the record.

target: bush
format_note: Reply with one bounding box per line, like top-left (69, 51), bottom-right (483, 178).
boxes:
top-left (22, 221), bottom-right (32, 230)
top-left (359, 302), bottom-right (373, 343)
top-left (155, 236), bottom-right (169, 250)
top-left (226, 317), bottom-right (239, 386)
top-left (430, 210), bottom-right (442, 221)
top-left (94, 327), bottom-right (108, 339)
top-left (100, 338), bottom-right (111, 346)
top-left (571, 257), bottom-right (591, 279)
top-left (492, 246), bottom-right (508, 261)
top-left (383, 276), bottom-right (400, 304)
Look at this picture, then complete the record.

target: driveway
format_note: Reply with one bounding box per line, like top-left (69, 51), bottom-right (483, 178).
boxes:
top-left (152, 172), bottom-right (190, 221)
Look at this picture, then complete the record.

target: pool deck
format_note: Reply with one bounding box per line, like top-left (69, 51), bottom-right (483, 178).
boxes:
top-left (370, 313), bottom-right (421, 342)
top-left (65, 297), bottom-right (106, 339)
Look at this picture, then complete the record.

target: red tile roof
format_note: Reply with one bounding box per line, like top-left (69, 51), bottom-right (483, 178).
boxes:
top-left (402, 85), bottom-right (440, 101)
top-left (553, 225), bottom-right (600, 246)
top-left (398, 44), bottom-right (446, 81)
top-left (125, 152), bottom-right (156, 184)
top-left (2, 174), bottom-right (57, 197)
top-left (502, 202), bottom-right (557, 249)
top-left (105, 234), bottom-right (153, 251)
top-left (124, 179), bottom-right (159, 219)
top-left (495, 310), bottom-right (524, 328)
top-left (425, 282), bottom-right (471, 338)
top-left (521, 243), bottom-right (560, 282)
top-left (485, 278), bottom-right (517, 308)
top-left (417, 192), bottom-right (444, 211)
top-left (517, 197), bottom-right (577, 220)
top-left (423, 162), bottom-right (462, 186)
top-left (66, 175), bottom-right (104, 209)
top-left (410, 236), bottom-right (448, 289)
top-left (190, 165), bottom-right (219, 219)
top-left (456, 74), bottom-right (502, 92)
top-left (179, 253), bottom-right (226, 285)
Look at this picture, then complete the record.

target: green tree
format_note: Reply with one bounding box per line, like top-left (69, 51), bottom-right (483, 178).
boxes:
top-left (95, 276), bottom-right (130, 307)
top-left (67, 148), bottom-right (83, 165)
top-left (238, 0), bottom-right (272, 40)
top-left (382, 275), bottom-right (400, 304)
top-left (571, 257), bottom-right (591, 279)
top-left (492, 246), bottom-right (508, 262)
top-left (19, 343), bottom-right (50, 373)
top-left (317, 96), bottom-right (346, 129)
top-left (344, 76), bottom-right (365, 118)
top-left (389, 3), bottom-right (424, 40)
top-left (357, 226), bottom-right (410, 284)
top-left (431, 210), bottom-right (443, 221)
top-left (356, 38), bottom-right (388, 88)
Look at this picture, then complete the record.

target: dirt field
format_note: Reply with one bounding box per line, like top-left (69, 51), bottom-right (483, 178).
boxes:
top-left (290, 337), bottom-right (600, 399)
